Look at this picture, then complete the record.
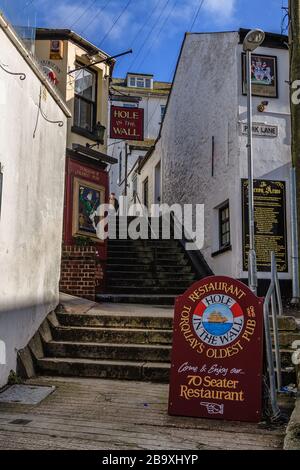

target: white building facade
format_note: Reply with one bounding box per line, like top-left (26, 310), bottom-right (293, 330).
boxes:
top-left (0, 16), bottom-right (70, 386)
top-left (108, 73), bottom-right (171, 206)
top-left (143, 30), bottom-right (292, 294)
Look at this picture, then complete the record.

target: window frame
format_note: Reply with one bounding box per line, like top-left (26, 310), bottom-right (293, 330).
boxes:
top-left (128, 76), bottom-right (152, 89)
top-left (219, 202), bottom-right (230, 249)
top-left (73, 63), bottom-right (98, 133)
top-left (143, 177), bottom-right (149, 209)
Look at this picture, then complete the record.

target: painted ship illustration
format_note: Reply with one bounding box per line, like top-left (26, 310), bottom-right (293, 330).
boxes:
top-left (207, 311), bottom-right (228, 323)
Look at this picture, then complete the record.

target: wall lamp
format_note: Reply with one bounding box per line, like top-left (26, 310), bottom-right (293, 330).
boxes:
top-left (257, 101), bottom-right (269, 112)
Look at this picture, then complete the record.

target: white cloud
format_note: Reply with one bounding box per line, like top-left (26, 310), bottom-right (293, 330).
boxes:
top-left (203, 0), bottom-right (236, 23)
top-left (34, 0), bottom-right (237, 53)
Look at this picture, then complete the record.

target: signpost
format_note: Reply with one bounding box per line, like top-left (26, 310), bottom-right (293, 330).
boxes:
top-left (110, 105), bottom-right (144, 141)
top-left (168, 276), bottom-right (264, 422)
top-left (242, 179), bottom-right (288, 273)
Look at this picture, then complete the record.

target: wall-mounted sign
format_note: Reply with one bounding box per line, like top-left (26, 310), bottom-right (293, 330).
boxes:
top-left (242, 53), bottom-right (278, 98)
top-left (50, 40), bottom-right (64, 60)
top-left (242, 179), bottom-right (288, 272)
top-left (40, 60), bottom-right (61, 86)
top-left (240, 122), bottom-right (278, 138)
top-left (110, 105), bottom-right (144, 141)
top-left (168, 276), bottom-right (263, 422)
top-left (72, 177), bottom-right (105, 242)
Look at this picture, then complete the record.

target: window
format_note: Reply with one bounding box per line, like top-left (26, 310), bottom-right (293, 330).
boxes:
top-left (137, 78), bottom-right (145, 88)
top-left (74, 66), bottom-right (97, 133)
top-left (143, 177), bottom-right (149, 209)
top-left (219, 202), bottom-right (230, 249)
top-left (160, 105), bottom-right (166, 122)
top-left (127, 76), bottom-right (152, 89)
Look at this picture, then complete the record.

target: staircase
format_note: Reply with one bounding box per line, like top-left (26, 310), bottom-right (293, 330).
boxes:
top-left (97, 216), bottom-right (211, 306)
top-left (34, 303), bottom-right (173, 382)
top-left (19, 298), bottom-right (300, 385)
top-left (23, 217), bottom-right (212, 382)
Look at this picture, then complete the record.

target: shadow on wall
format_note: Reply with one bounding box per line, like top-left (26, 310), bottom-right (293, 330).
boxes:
top-left (0, 299), bottom-right (57, 387)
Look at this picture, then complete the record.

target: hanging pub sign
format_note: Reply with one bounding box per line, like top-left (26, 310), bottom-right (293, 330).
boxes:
top-left (242, 53), bottom-right (278, 98)
top-left (242, 179), bottom-right (288, 273)
top-left (168, 276), bottom-right (264, 423)
top-left (110, 105), bottom-right (144, 141)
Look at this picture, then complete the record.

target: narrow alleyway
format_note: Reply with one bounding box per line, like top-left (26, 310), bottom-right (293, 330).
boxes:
top-left (0, 376), bottom-right (292, 450)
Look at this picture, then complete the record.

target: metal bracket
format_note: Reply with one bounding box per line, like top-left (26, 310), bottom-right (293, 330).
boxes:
top-left (0, 61), bottom-right (26, 80)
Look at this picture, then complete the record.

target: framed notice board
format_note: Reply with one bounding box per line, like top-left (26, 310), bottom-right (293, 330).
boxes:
top-left (241, 179), bottom-right (288, 273)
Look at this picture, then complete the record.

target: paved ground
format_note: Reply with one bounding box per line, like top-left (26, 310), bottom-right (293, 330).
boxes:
top-left (0, 376), bottom-right (293, 450)
top-left (59, 292), bottom-right (174, 317)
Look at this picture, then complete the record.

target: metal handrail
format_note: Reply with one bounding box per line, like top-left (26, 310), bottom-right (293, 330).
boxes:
top-left (263, 251), bottom-right (283, 421)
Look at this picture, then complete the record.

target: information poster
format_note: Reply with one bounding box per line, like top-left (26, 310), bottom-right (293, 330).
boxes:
top-left (241, 179), bottom-right (288, 272)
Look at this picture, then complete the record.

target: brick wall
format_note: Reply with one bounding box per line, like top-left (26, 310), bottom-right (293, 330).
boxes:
top-left (60, 245), bottom-right (104, 301)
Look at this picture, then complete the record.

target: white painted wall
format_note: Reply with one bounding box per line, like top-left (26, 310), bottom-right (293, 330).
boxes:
top-left (0, 25), bottom-right (68, 386)
top-left (139, 147), bottom-right (162, 210)
top-left (148, 32), bottom-right (291, 281)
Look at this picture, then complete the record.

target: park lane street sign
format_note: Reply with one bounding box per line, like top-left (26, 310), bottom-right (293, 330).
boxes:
top-left (240, 121), bottom-right (278, 138)
top-left (168, 276), bottom-right (264, 422)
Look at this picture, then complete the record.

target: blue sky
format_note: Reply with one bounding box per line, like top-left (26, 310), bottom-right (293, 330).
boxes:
top-left (1, 0), bottom-right (287, 81)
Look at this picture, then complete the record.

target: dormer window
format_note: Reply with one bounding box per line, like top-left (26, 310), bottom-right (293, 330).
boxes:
top-left (137, 77), bottom-right (145, 88)
top-left (127, 75), bottom-right (153, 89)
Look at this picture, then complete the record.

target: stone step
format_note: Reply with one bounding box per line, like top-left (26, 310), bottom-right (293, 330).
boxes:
top-left (96, 294), bottom-right (176, 306)
top-left (57, 312), bottom-right (173, 329)
top-left (270, 316), bottom-right (299, 331)
top-left (37, 357), bottom-right (170, 382)
top-left (106, 264), bottom-right (193, 273)
top-left (274, 331), bottom-right (300, 348)
top-left (53, 325), bottom-right (173, 345)
top-left (277, 349), bottom-right (295, 368)
top-left (107, 257), bottom-right (188, 266)
top-left (278, 366), bottom-right (297, 387)
top-left (108, 240), bottom-right (182, 248)
top-left (46, 341), bottom-right (171, 362)
top-left (107, 278), bottom-right (193, 288)
top-left (108, 247), bottom-right (185, 259)
top-left (107, 252), bottom-right (186, 261)
top-left (106, 270), bottom-right (196, 281)
top-left (106, 286), bottom-right (188, 295)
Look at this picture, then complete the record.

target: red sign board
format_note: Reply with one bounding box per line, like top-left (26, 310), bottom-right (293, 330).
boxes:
top-left (110, 105), bottom-right (144, 141)
top-left (168, 276), bottom-right (264, 422)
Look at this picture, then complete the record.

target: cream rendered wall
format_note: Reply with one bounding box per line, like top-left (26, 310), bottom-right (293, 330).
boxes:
top-left (35, 40), bottom-right (68, 97)
top-left (0, 27), bottom-right (68, 386)
top-left (35, 39), bottom-right (110, 152)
